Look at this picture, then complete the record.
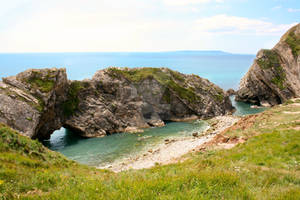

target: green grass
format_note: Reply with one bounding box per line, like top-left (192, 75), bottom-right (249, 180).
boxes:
top-left (257, 49), bottom-right (281, 70)
top-left (284, 26), bottom-right (300, 57)
top-left (214, 88), bottom-right (224, 102)
top-left (0, 102), bottom-right (300, 199)
top-left (62, 81), bottom-right (84, 117)
top-left (257, 50), bottom-right (286, 89)
top-left (107, 67), bottom-right (169, 83)
top-left (107, 67), bottom-right (201, 103)
top-left (26, 71), bottom-right (55, 93)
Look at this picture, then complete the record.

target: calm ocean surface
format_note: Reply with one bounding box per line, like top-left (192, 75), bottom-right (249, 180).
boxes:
top-left (1, 51), bottom-right (264, 166)
top-left (0, 51), bottom-right (255, 90)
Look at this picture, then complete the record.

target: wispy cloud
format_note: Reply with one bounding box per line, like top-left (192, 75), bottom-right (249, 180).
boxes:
top-left (195, 14), bottom-right (296, 35)
top-left (271, 5), bottom-right (281, 10)
top-left (287, 8), bottom-right (300, 12)
top-left (162, 0), bottom-right (224, 6)
top-left (0, 0), bottom-right (296, 54)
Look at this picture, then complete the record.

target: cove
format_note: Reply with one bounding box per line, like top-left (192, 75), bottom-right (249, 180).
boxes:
top-left (44, 121), bottom-right (208, 166)
top-left (43, 97), bottom-right (267, 167)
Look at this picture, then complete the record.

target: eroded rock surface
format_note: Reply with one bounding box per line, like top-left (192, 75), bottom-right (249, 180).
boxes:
top-left (236, 23), bottom-right (300, 106)
top-left (65, 68), bottom-right (234, 137)
top-left (0, 67), bottom-right (234, 140)
top-left (0, 68), bottom-right (68, 140)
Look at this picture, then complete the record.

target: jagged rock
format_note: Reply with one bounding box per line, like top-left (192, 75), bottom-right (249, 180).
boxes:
top-left (0, 67), bottom-right (234, 140)
top-left (0, 68), bottom-right (68, 139)
top-left (226, 89), bottom-right (236, 96)
top-left (236, 23), bottom-right (300, 106)
top-left (65, 67), bottom-right (234, 137)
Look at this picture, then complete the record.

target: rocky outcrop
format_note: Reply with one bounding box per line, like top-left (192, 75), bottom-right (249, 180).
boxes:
top-left (0, 68), bottom-right (68, 140)
top-left (236, 23), bottom-right (300, 106)
top-left (0, 67), bottom-right (234, 140)
top-left (226, 89), bottom-right (236, 96)
top-left (64, 68), bottom-right (234, 137)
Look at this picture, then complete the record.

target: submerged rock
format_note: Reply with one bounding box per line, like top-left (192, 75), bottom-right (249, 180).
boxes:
top-left (236, 23), bottom-right (300, 106)
top-left (0, 67), bottom-right (234, 140)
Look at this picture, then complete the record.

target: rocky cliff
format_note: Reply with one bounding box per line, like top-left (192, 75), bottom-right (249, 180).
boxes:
top-left (236, 23), bottom-right (300, 106)
top-left (64, 67), bottom-right (234, 137)
top-left (0, 67), bottom-right (234, 140)
top-left (0, 68), bottom-right (68, 140)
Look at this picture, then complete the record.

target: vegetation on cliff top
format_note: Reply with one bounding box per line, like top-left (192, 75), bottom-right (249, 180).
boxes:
top-left (1, 100), bottom-right (300, 199)
top-left (62, 81), bottom-right (84, 117)
top-left (26, 71), bottom-right (55, 93)
top-left (284, 25), bottom-right (300, 57)
top-left (257, 49), bottom-right (286, 89)
top-left (107, 67), bottom-right (201, 103)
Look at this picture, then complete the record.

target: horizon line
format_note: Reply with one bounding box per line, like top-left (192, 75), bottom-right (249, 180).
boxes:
top-left (0, 50), bottom-right (255, 55)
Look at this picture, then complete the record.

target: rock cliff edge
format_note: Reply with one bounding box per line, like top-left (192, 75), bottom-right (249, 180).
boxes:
top-left (0, 67), bottom-right (234, 140)
top-left (236, 23), bottom-right (300, 106)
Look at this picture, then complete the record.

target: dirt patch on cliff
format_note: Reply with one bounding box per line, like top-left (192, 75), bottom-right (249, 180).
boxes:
top-left (222, 114), bottom-right (259, 132)
top-left (195, 114), bottom-right (260, 152)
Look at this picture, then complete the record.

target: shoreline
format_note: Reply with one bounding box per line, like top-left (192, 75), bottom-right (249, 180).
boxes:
top-left (98, 115), bottom-right (240, 172)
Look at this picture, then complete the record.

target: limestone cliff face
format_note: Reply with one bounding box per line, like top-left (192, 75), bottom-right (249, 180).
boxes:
top-left (0, 68), bottom-right (68, 140)
top-left (0, 67), bottom-right (234, 140)
top-left (65, 68), bottom-right (234, 137)
top-left (236, 23), bottom-right (300, 106)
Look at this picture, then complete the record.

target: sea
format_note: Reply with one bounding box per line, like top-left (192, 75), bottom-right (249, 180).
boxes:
top-left (0, 51), bottom-right (266, 167)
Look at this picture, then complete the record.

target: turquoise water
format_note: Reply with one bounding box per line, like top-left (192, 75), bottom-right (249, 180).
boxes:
top-left (231, 96), bottom-right (267, 116)
top-left (43, 121), bottom-right (208, 166)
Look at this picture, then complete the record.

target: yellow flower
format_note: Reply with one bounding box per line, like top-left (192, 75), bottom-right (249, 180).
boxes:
top-left (0, 180), bottom-right (4, 185)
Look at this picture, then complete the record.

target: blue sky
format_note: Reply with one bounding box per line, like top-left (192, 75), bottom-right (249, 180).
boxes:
top-left (0, 0), bottom-right (299, 54)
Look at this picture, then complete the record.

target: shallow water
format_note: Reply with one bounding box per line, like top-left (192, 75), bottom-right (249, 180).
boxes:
top-left (43, 121), bottom-right (208, 166)
top-left (231, 96), bottom-right (268, 116)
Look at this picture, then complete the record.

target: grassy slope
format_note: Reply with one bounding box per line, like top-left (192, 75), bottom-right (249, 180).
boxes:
top-left (0, 100), bottom-right (300, 199)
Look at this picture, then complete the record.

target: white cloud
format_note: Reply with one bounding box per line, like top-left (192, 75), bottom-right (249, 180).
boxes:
top-left (287, 8), bottom-right (300, 12)
top-left (162, 0), bottom-right (223, 6)
top-left (195, 14), bottom-right (296, 35)
top-left (0, 1), bottom-right (296, 54)
top-left (271, 5), bottom-right (281, 10)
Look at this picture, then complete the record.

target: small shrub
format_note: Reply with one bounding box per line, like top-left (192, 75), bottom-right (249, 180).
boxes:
top-left (62, 81), bottom-right (84, 117)
top-left (26, 71), bottom-right (55, 93)
top-left (257, 50), bottom-right (286, 89)
top-left (285, 28), bottom-right (300, 57)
